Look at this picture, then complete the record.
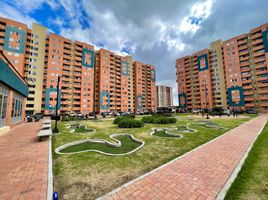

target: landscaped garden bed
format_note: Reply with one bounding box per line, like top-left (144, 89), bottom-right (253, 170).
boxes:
top-left (52, 114), bottom-right (255, 200)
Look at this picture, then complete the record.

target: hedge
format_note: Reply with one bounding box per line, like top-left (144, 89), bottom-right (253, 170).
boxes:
top-left (113, 115), bottom-right (135, 124)
top-left (141, 116), bottom-right (177, 124)
top-left (118, 119), bottom-right (144, 128)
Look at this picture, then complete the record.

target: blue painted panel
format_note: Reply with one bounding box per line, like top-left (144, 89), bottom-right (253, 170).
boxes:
top-left (197, 54), bottom-right (209, 71)
top-left (227, 86), bottom-right (245, 106)
top-left (121, 61), bottom-right (130, 76)
top-left (82, 48), bottom-right (94, 68)
top-left (178, 93), bottom-right (187, 108)
top-left (136, 95), bottom-right (143, 110)
top-left (4, 26), bottom-right (26, 53)
top-left (100, 91), bottom-right (110, 110)
top-left (45, 88), bottom-right (61, 110)
top-left (262, 29), bottom-right (268, 53)
top-left (150, 69), bottom-right (156, 81)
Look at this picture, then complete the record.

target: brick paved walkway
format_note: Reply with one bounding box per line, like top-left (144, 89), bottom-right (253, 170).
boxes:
top-left (100, 115), bottom-right (267, 200)
top-left (0, 122), bottom-right (49, 200)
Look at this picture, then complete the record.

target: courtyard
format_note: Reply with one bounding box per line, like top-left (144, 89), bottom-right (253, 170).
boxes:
top-left (52, 114), bottom-right (257, 199)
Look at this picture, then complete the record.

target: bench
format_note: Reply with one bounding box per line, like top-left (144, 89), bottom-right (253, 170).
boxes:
top-left (38, 129), bottom-right (52, 140)
top-left (41, 124), bottom-right (52, 129)
top-left (43, 119), bottom-right (51, 124)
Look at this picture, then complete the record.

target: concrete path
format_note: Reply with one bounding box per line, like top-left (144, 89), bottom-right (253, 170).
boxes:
top-left (0, 122), bottom-right (49, 200)
top-left (100, 115), bottom-right (267, 200)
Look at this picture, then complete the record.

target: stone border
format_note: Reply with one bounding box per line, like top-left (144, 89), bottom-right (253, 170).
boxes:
top-left (65, 123), bottom-right (96, 134)
top-left (150, 128), bottom-right (183, 139)
top-left (47, 136), bottom-right (53, 200)
top-left (150, 125), bottom-right (196, 139)
top-left (55, 134), bottom-right (145, 156)
top-left (215, 118), bottom-right (267, 200)
top-left (97, 115), bottom-right (261, 200)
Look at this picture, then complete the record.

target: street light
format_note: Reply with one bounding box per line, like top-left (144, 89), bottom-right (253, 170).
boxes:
top-left (204, 84), bottom-right (210, 119)
top-left (53, 75), bottom-right (61, 133)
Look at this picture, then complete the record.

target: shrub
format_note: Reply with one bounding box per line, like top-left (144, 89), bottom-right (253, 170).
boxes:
top-left (141, 116), bottom-right (177, 124)
top-left (113, 115), bottom-right (135, 124)
top-left (118, 119), bottom-right (144, 128)
top-left (152, 113), bottom-right (173, 117)
top-left (62, 116), bottom-right (76, 121)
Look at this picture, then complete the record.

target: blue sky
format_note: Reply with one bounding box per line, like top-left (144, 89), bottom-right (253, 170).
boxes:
top-left (1, 0), bottom-right (268, 105)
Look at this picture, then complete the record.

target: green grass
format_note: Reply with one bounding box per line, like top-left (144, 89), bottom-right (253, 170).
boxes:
top-left (153, 129), bottom-right (181, 138)
top-left (60, 135), bottom-right (141, 154)
top-left (52, 115), bottom-right (256, 200)
top-left (225, 122), bottom-right (268, 200)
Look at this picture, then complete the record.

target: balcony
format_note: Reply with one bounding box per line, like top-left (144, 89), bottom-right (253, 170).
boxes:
top-left (251, 39), bottom-right (263, 46)
top-left (259, 102), bottom-right (268, 107)
top-left (257, 83), bottom-right (268, 88)
top-left (243, 85), bottom-right (253, 90)
top-left (243, 91), bottom-right (254, 96)
top-left (252, 45), bottom-right (264, 52)
top-left (258, 89), bottom-right (268, 94)
top-left (237, 40), bottom-right (247, 45)
top-left (259, 96), bottom-right (268, 101)
top-left (256, 76), bottom-right (268, 82)
top-left (245, 103), bottom-right (255, 108)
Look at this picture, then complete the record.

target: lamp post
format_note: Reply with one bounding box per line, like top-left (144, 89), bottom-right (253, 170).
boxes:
top-left (204, 84), bottom-right (210, 119)
top-left (53, 75), bottom-right (61, 133)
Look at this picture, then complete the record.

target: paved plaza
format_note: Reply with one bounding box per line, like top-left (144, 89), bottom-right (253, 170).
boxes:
top-left (100, 115), bottom-right (267, 200)
top-left (0, 122), bottom-right (49, 200)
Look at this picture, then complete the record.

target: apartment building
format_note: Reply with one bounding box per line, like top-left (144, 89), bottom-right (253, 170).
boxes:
top-left (157, 85), bottom-right (173, 108)
top-left (176, 23), bottom-right (268, 112)
top-left (95, 48), bottom-right (134, 113)
top-left (0, 16), bottom-right (157, 115)
top-left (133, 61), bottom-right (157, 112)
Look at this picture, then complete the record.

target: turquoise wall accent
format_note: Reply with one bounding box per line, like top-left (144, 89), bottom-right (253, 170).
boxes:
top-left (150, 69), bottom-right (156, 81)
top-left (197, 54), bottom-right (209, 71)
top-left (227, 86), bottom-right (245, 107)
top-left (121, 61), bottom-right (130, 76)
top-left (178, 93), bottom-right (187, 108)
top-left (45, 88), bottom-right (61, 110)
top-left (100, 91), bottom-right (110, 110)
top-left (262, 29), bottom-right (268, 53)
top-left (0, 58), bottom-right (28, 96)
top-left (4, 26), bottom-right (26, 53)
top-left (82, 48), bottom-right (94, 68)
top-left (137, 95), bottom-right (143, 110)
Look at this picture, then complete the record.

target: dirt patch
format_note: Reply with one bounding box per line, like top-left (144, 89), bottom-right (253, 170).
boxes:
top-left (54, 168), bottom-right (139, 200)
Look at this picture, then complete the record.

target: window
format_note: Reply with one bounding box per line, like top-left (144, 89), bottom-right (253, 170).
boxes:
top-left (0, 83), bottom-right (9, 128)
top-left (11, 92), bottom-right (23, 124)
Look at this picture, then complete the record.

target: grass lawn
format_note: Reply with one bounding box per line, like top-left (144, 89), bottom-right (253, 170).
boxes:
top-left (52, 114), bottom-right (256, 200)
top-left (225, 121), bottom-right (268, 200)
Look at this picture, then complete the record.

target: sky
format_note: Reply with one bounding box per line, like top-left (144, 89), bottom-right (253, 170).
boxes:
top-left (1, 0), bottom-right (268, 105)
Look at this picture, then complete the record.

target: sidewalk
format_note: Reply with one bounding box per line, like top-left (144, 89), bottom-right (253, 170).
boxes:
top-left (100, 114), bottom-right (267, 200)
top-left (0, 122), bottom-right (49, 200)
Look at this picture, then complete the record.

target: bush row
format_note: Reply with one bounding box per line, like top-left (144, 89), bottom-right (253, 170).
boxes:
top-left (141, 116), bottom-right (177, 124)
top-left (113, 115), bottom-right (135, 124)
top-left (118, 119), bottom-right (144, 128)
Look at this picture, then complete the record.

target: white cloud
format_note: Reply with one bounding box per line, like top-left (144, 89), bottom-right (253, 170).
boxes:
top-left (179, 0), bottom-right (214, 34)
top-left (0, 1), bottom-right (37, 28)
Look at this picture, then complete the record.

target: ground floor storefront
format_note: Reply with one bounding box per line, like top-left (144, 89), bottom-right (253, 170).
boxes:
top-left (0, 53), bottom-right (28, 135)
